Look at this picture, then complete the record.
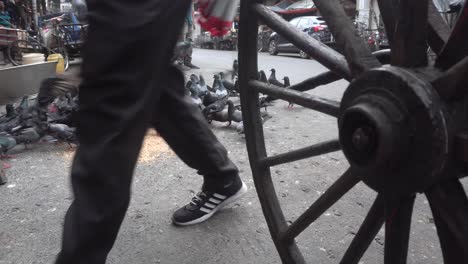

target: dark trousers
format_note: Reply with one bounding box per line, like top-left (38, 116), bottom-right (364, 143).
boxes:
top-left (55, 1), bottom-right (238, 263)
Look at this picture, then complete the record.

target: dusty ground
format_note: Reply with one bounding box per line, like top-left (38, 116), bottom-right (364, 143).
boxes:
top-left (1, 49), bottom-right (467, 264)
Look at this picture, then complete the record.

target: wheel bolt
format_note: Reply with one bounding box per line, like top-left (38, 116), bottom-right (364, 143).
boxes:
top-left (352, 127), bottom-right (372, 153)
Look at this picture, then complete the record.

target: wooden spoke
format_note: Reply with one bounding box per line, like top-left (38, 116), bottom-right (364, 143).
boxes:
top-left (260, 49), bottom-right (391, 101)
top-left (288, 71), bottom-right (342, 93)
top-left (427, 0), bottom-right (451, 54)
top-left (313, 0), bottom-right (381, 77)
top-left (384, 195), bottom-right (416, 264)
top-left (339, 195), bottom-right (385, 264)
top-left (432, 56), bottom-right (468, 100)
top-left (252, 3), bottom-right (352, 80)
top-left (392, 0), bottom-right (429, 67)
top-left (437, 4), bottom-right (468, 69)
top-left (250, 80), bottom-right (340, 117)
top-left (426, 178), bottom-right (468, 263)
top-left (282, 168), bottom-right (360, 243)
top-left (377, 0), bottom-right (397, 45)
top-left (260, 140), bottom-right (341, 167)
top-left (282, 49), bottom-right (391, 94)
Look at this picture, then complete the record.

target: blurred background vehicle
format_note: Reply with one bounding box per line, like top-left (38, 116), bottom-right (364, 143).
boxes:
top-left (267, 0), bottom-right (318, 20)
top-left (267, 16), bottom-right (334, 59)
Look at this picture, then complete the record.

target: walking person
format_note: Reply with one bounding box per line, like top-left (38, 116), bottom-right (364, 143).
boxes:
top-left (55, 1), bottom-right (246, 263)
top-left (174, 0), bottom-right (200, 69)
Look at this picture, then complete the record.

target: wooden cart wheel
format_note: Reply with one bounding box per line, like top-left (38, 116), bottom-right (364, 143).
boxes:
top-left (238, 0), bottom-right (468, 263)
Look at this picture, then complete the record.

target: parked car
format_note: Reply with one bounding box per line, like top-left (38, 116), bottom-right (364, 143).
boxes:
top-left (268, 0), bottom-right (296, 12)
top-left (268, 16), bottom-right (334, 59)
top-left (269, 0), bottom-right (318, 20)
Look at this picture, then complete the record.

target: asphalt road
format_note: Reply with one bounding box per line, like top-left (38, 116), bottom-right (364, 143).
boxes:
top-left (1, 49), bottom-right (467, 264)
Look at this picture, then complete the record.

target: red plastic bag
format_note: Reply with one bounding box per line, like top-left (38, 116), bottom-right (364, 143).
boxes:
top-left (197, 0), bottom-right (240, 36)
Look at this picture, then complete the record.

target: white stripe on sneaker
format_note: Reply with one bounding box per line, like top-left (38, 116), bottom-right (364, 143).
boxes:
top-left (213, 193), bottom-right (227, 199)
top-left (204, 202), bottom-right (216, 209)
top-left (209, 198), bottom-right (222, 204)
top-left (200, 207), bottom-right (211, 213)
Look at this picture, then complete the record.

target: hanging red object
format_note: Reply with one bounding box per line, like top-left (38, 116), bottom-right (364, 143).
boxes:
top-left (197, 0), bottom-right (239, 36)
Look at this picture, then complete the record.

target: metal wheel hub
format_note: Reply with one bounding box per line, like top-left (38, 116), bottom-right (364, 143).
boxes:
top-left (339, 66), bottom-right (450, 194)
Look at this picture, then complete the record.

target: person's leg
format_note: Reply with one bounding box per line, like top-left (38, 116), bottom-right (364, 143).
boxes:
top-left (55, 1), bottom-right (192, 263)
top-left (152, 65), bottom-right (246, 226)
top-left (153, 66), bottom-right (238, 184)
top-left (183, 43), bottom-right (200, 69)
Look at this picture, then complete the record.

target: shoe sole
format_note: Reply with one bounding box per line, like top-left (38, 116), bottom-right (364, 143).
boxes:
top-left (172, 181), bottom-right (248, 226)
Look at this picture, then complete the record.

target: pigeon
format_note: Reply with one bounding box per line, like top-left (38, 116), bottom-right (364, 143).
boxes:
top-left (212, 74), bottom-right (221, 92)
top-left (213, 75), bottom-right (228, 96)
top-left (14, 127), bottom-right (42, 145)
top-left (219, 72), bottom-right (238, 95)
top-left (0, 135), bottom-right (17, 158)
top-left (258, 70), bottom-right (268, 83)
top-left (268, 68), bottom-right (284, 87)
top-left (185, 80), bottom-right (193, 95)
top-left (187, 88), bottom-right (203, 109)
top-left (264, 72), bottom-right (292, 106)
top-left (207, 106), bottom-right (229, 123)
top-left (16, 96), bottom-right (30, 113)
top-left (202, 95), bottom-right (229, 122)
top-left (205, 100), bottom-right (241, 125)
top-left (48, 123), bottom-right (77, 144)
top-left (283, 77), bottom-right (294, 108)
top-left (198, 75), bottom-right (209, 93)
top-left (0, 104), bottom-right (18, 124)
top-left (189, 79), bottom-right (206, 98)
top-left (227, 100), bottom-right (242, 125)
top-left (190, 74), bottom-right (200, 84)
top-left (203, 92), bottom-right (222, 107)
top-left (232, 59), bottom-right (239, 80)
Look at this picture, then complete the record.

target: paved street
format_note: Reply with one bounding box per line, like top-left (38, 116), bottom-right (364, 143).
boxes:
top-left (1, 49), bottom-right (467, 264)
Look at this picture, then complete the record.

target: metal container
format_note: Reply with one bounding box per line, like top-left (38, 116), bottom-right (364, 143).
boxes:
top-left (0, 61), bottom-right (57, 104)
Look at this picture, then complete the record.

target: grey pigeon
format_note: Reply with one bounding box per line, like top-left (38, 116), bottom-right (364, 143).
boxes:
top-left (14, 127), bottom-right (42, 144)
top-left (227, 100), bottom-right (242, 124)
top-left (189, 91), bottom-right (203, 109)
top-left (283, 77), bottom-right (294, 108)
top-left (264, 73), bottom-right (291, 105)
top-left (214, 75), bottom-right (228, 96)
top-left (190, 74), bottom-right (200, 84)
top-left (0, 135), bottom-right (16, 157)
top-left (48, 123), bottom-right (77, 143)
top-left (268, 68), bottom-right (284, 87)
top-left (0, 104), bottom-right (18, 124)
top-left (198, 75), bottom-right (209, 93)
top-left (258, 70), bottom-right (268, 83)
top-left (202, 95), bottom-right (229, 122)
top-left (212, 74), bottom-right (221, 92)
top-left (219, 72), bottom-right (238, 95)
top-left (189, 79), bottom-right (205, 98)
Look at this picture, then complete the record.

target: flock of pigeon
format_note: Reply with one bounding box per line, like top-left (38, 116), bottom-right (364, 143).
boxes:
top-left (185, 60), bottom-right (292, 133)
top-left (0, 79), bottom-right (78, 179)
top-left (0, 60), bottom-right (293, 183)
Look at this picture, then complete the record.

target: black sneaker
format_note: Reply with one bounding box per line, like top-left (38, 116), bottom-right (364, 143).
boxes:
top-left (172, 177), bottom-right (248, 226)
